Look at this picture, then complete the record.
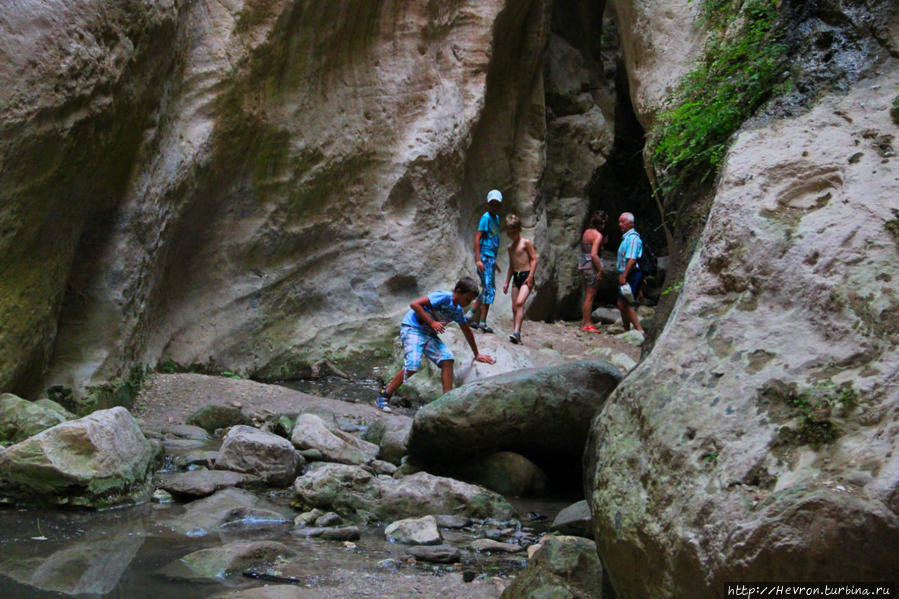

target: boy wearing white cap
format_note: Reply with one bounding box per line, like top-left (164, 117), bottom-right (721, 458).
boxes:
top-left (466, 189), bottom-right (503, 333)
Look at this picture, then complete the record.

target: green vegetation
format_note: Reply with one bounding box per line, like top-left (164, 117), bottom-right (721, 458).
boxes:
top-left (83, 363), bottom-right (149, 415)
top-left (891, 96), bottom-right (899, 125)
top-left (648, 0), bottom-right (788, 196)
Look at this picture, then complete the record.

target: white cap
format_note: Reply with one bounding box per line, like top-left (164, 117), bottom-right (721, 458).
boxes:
top-left (486, 189), bottom-right (503, 203)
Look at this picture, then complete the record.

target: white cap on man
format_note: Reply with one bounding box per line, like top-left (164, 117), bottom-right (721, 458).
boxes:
top-left (487, 189), bottom-right (503, 203)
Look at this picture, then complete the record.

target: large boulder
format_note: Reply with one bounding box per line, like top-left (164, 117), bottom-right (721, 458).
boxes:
top-left (216, 425), bottom-right (302, 486)
top-left (584, 67), bottom-right (899, 596)
top-left (449, 451), bottom-right (550, 497)
top-left (500, 535), bottom-right (605, 599)
top-left (0, 393), bottom-right (73, 444)
top-left (292, 463), bottom-right (516, 523)
top-left (160, 541), bottom-right (295, 582)
top-left (0, 407), bottom-right (154, 507)
top-left (406, 361), bottom-right (621, 470)
top-left (290, 413), bottom-right (378, 466)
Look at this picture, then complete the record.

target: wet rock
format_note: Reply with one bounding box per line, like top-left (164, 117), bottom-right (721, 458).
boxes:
top-left (216, 425), bottom-right (302, 486)
top-left (385, 515), bottom-right (442, 545)
top-left (500, 535), bottom-right (604, 599)
top-left (0, 393), bottom-right (73, 443)
top-left (471, 538), bottom-right (523, 554)
top-left (550, 500), bottom-right (593, 539)
top-left (0, 407), bottom-right (154, 508)
top-left (406, 544), bottom-right (462, 564)
top-left (407, 361), bottom-right (621, 469)
top-left (153, 488), bottom-right (175, 504)
top-left (159, 424), bottom-right (212, 441)
top-left (435, 514), bottom-right (472, 529)
top-left (449, 451), bottom-right (550, 497)
top-left (160, 540), bottom-right (294, 581)
top-left (157, 469), bottom-right (255, 497)
top-left (314, 512), bottom-right (342, 527)
top-left (292, 525), bottom-right (361, 541)
top-left (290, 413), bottom-right (378, 465)
top-left (173, 450), bottom-right (218, 469)
top-left (293, 463), bottom-right (516, 523)
top-left (187, 405), bottom-right (251, 433)
top-left (298, 448), bottom-right (323, 461)
top-left (159, 487), bottom-right (293, 536)
top-left (293, 508), bottom-right (323, 526)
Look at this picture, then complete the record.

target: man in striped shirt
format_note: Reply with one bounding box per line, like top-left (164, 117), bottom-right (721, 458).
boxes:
top-left (616, 212), bottom-right (644, 333)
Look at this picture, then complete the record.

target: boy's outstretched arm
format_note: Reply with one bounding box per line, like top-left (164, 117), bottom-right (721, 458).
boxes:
top-left (460, 322), bottom-right (495, 363)
top-left (474, 231), bottom-right (484, 273)
top-left (410, 296), bottom-right (445, 333)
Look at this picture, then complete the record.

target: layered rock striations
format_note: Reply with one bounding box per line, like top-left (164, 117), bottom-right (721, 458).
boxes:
top-left (0, 0), bottom-right (554, 396)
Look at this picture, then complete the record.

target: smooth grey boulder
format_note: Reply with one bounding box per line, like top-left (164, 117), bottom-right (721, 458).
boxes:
top-left (500, 535), bottom-right (604, 599)
top-left (407, 361), bottom-right (621, 467)
top-left (0, 393), bottom-right (73, 443)
top-left (384, 515), bottom-right (442, 545)
top-left (216, 425), bottom-right (302, 486)
top-left (0, 407), bottom-right (153, 507)
top-left (290, 413), bottom-right (378, 466)
top-left (293, 463), bottom-right (516, 524)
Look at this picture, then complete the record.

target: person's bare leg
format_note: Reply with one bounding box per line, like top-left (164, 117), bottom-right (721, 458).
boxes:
top-left (582, 284), bottom-right (598, 329)
top-left (384, 367), bottom-right (414, 395)
top-left (513, 283), bottom-right (531, 334)
top-left (439, 360), bottom-right (454, 393)
top-left (617, 298), bottom-right (643, 332)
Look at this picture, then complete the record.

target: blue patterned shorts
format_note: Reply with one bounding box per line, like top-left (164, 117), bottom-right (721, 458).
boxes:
top-left (400, 325), bottom-right (454, 372)
top-left (477, 255), bottom-right (496, 305)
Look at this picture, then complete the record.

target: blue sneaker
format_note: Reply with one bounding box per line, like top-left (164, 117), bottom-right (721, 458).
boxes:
top-left (509, 332), bottom-right (521, 344)
top-left (478, 322), bottom-right (494, 334)
top-left (375, 390), bottom-right (392, 413)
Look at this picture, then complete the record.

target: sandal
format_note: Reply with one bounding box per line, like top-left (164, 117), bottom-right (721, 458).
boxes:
top-left (580, 325), bottom-right (601, 333)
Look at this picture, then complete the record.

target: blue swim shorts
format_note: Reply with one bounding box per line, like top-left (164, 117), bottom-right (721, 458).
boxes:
top-left (477, 255), bottom-right (496, 305)
top-left (400, 325), bottom-right (455, 373)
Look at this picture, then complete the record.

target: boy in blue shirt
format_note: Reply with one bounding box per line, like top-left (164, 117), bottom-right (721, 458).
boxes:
top-left (466, 189), bottom-right (503, 333)
top-left (375, 276), bottom-right (495, 412)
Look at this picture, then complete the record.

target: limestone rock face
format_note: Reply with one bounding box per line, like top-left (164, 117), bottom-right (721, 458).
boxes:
top-left (499, 535), bottom-right (604, 599)
top-left (611, 0), bottom-right (706, 130)
top-left (0, 407), bottom-right (154, 507)
top-left (0, 0), bottom-right (553, 397)
top-left (585, 68), bottom-right (899, 597)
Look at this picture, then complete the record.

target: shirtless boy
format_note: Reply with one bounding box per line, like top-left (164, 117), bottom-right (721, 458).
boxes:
top-left (502, 214), bottom-right (538, 344)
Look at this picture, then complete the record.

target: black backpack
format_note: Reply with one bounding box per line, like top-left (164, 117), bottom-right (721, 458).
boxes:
top-left (637, 235), bottom-right (658, 276)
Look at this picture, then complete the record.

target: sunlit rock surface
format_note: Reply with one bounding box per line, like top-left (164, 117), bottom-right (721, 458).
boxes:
top-left (0, 406), bottom-right (154, 507)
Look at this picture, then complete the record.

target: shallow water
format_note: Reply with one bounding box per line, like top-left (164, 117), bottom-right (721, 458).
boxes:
top-left (0, 495), bottom-right (571, 598)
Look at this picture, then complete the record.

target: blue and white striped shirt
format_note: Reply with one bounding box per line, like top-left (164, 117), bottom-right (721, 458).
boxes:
top-left (616, 229), bottom-right (643, 272)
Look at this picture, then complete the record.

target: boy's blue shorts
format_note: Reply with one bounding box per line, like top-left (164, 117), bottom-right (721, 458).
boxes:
top-left (400, 325), bottom-right (454, 373)
top-left (477, 255), bottom-right (496, 305)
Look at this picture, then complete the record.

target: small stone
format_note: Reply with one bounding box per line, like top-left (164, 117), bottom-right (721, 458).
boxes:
top-left (406, 544), bottom-right (461, 564)
top-left (152, 489), bottom-right (174, 504)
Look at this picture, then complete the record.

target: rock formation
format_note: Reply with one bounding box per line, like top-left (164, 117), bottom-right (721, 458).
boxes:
top-left (584, 1), bottom-right (899, 596)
